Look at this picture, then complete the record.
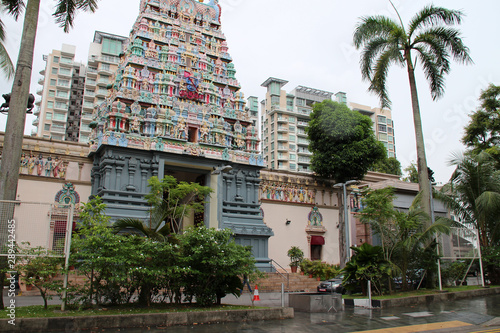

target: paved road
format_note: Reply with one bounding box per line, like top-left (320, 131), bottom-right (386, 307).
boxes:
top-left (4, 289), bottom-right (499, 332)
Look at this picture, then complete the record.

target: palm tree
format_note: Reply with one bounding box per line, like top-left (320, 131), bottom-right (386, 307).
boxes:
top-left (113, 176), bottom-right (213, 240)
top-left (353, 3), bottom-right (472, 227)
top-left (0, 0), bottom-right (100, 203)
top-left (436, 152), bottom-right (500, 284)
top-left (437, 152), bottom-right (500, 248)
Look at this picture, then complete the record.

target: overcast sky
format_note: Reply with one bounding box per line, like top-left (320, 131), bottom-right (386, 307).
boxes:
top-left (1, 0), bottom-right (499, 183)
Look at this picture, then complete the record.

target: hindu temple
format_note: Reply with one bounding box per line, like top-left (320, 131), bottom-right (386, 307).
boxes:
top-left (88, 0), bottom-right (273, 269)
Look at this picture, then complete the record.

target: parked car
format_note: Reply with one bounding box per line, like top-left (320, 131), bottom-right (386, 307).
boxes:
top-left (317, 275), bottom-right (345, 294)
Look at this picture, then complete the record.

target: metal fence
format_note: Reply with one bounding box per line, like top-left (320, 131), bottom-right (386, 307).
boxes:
top-left (0, 200), bottom-right (75, 257)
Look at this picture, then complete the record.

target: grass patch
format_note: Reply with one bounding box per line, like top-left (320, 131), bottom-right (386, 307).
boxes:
top-left (0, 304), bottom-right (261, 319)
top-left (343, 285), bottom-right (499, 300)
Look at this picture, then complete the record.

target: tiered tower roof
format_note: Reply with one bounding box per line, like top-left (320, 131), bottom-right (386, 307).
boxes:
top-left (89, 0), bottom-right (262, 166)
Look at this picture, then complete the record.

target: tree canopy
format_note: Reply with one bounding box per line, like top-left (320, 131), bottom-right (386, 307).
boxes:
top-left (307, 100), bottom-right (386, 182)
top-left (462, 84), bottom-right (500, 163)
top-left (372, 156), bottom-right (402, 176)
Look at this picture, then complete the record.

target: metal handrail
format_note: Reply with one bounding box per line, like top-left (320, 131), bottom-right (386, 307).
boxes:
top-left (270, 259), bottom-right (289, 289)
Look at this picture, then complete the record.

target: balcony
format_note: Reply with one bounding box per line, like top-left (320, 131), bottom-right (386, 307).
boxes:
top-left (277, 145), bottom-right (288, 151)
top-left (297, 130), bottom-right (307, 137)
top-left (297, 148), bottom-right (312, 155)
top-left (83, 101), bottom-right (95, 110)
top-left (50, 125), bottom-right (66, 134)
top-left (55, 92), bottom-right (69, 100)
top-left (86, 68), bottom-right (98, 77)
top-left (95, 88), bottom-right (108, 97)
top-left (277, 126), bottom-right (287, 132)
top-left (54, 103), bottom-right (68, 111)
top-left (33, 108), bottom-right (40, 116)
top-left (58, 69), bottom-right (72, 77)
top-left (38, 77), bottom-right (45, 85)
top-left (79, 125), bottom-right (91, 133)
top-left (277, 136), bottom-right (287, 142)
top-left (57, 82), bottom-right (70, 90)
top-left (59, 58), bottom-right (74, 68)
top-left (86, 79), bottom-right (96, 86)
top-left (36, 88), bottom-right (43, 96)
top-left (297, 121), bottom-right (309, 127)
top-left (98, 65), bottom-right (112, 75)
top-left (39, 69), bottom-right (45, 75)
top-left (84, 91), bottom-right (96, 99)
top-left (32, 118), bottom-right (39, 126)
top-left (97, 78), bottom-right (110, 86)
top-left (277, 117), bottom-right (287, 123)
top-left (81, 111), bottom-right (94, 119)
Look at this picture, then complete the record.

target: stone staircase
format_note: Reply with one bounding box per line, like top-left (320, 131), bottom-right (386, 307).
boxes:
top-left (252, 272), bottom-right (320, 293)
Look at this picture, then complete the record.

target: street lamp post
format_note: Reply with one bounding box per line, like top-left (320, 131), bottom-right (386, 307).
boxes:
top-left (334, 180), bottom-right (357, 265)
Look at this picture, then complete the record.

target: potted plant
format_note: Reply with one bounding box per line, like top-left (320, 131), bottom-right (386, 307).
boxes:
top-left (287, 246), bottom-right (304, 273)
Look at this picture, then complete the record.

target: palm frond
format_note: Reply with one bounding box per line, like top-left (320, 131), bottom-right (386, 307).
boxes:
top-left (368, 46), bottom-right (402, 108)
top-left (1, 0), bottom-right (25, 20)
top-left (0, 40), bottom-right (14, 79)
top-left (413, 45), bottom-right (446, 100)
top-left (408, 5), bottom-right (464, 37)
top-left (353, 16), bottom-right (401, 48)
top-left (113, 218), bottom-right (150, 236)
top-left (53, 0), bottom-right (99, 33)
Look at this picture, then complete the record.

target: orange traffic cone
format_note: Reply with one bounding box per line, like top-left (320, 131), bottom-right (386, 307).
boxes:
top-left (253, 285), bottom-right (260, 301)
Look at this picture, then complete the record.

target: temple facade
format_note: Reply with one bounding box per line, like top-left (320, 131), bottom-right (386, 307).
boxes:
top-left (87, 0), bottom-right (273, 269)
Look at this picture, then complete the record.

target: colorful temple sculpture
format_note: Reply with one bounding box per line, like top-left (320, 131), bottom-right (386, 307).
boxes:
top-left (88, 0), bottom-right (273, 269)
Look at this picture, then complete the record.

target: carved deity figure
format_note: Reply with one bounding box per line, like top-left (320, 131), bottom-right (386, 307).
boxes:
top-left (53, 156), bottom-right (63, 177)
top-left (35, 154), bottom-right (44, 176)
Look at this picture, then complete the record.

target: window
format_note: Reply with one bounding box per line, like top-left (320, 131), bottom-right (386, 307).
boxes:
top-left (44, 124), bottom-right (50, 131)
top-left (289, 135), bottom-right (296, 142)
top-left (388, 143), bottom-right (394, 151)
top-left (59, 68), bottom-right (71, 76)
top-left (290, 163), bottom-right (296, 170)
top-left (46, 112), bottom-right (52, 120)
top-left (388, 135), bottom-right (393, 143)
top-left (377, 115), bottom-right (386, 124)
top-left (289, 125), bottom-right (295, 132)
top-left (379, 133), bottom-right (388, 141)
top-left (53, 56), bottom-right (59, 63)
top-left (290, 154), bottom-right (296, 160)
top-left (288, 116), bottom-right (295, 123)
top-left (47, 101), bottom-right (54, 109)
top-left (271, 96), bottom-right (280, 105)
top-left (387, 127), bottom-right (393, 134)
top-left (61, 57), bottom-right (72, 64)
top-left (100, 64), bottom-right (111, 72)
top-left (48, 90), bottom-right (55, 97)
top-left (378, 124), bottom-right (387, 132)
top-left (50, 79), bottom-right (56, 86)
top-left (389, 152), bottom-right (395, 157)
top-left (289, 144), bottom-right (296, 151)
top-left (51, 67), bottom-right (58, 74)
top-left (296, 98), bottom-right (304, 106)
top-left (58, 79), bottom-right (69, 87)
top-left (102, 37), bottom-right (123, 56)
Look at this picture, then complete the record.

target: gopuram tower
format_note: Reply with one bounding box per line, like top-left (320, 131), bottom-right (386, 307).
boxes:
top-left (89, 0), bottom-right (273, 269)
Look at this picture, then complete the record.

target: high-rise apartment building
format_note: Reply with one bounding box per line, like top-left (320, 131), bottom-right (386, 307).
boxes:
top-left (81, 31), bottom-right (128, 143)
top-left (349, 102), bottom-right (396, 158)
top-left (260, 77), bottom-right (396, 173)
top-left (34, 44), bottom-right (86, 141)
top-left (33, 32), bottom-right (128, 143)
